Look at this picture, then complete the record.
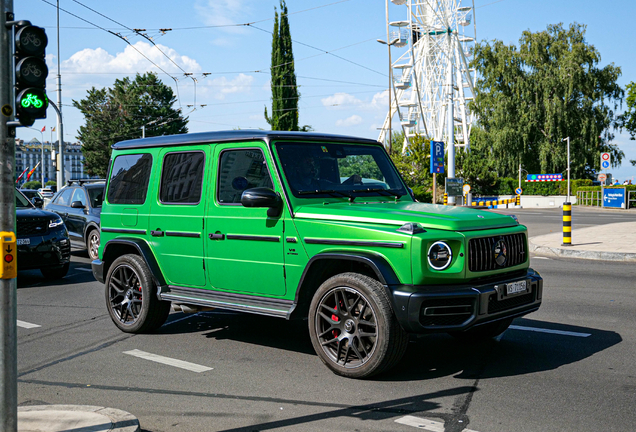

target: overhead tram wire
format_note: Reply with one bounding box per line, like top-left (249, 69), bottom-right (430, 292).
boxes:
top-left (37, 0), bottom-right (184, 108)
top-left (68, 0), bottom-right (198, 110)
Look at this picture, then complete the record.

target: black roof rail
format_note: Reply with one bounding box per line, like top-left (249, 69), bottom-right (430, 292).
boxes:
top-left (66, 178), bottom-right (106, 186)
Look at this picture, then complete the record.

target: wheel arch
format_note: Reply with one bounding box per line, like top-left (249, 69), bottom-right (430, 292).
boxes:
top-left (84, 222), bottom-right (100, 243)
top-left (102, 238), bottom-right (167, 289)
top-left (289, 252), bottom-right (400, 320)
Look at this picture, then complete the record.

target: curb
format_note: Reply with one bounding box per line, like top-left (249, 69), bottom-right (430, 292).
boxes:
top-left (529, 241), bottom-right (636, 262)
top-left (18, 405), bottom-right (139, 432)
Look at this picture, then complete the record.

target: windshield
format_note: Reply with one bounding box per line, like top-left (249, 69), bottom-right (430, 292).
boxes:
top-left (15, 190), bottom-right (33, 208)
top-left (275, 142), bottom-right (408, 200)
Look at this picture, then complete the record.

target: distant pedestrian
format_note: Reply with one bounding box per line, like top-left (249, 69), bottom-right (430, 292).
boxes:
top-left (623, 179), bottom-right (629, 185)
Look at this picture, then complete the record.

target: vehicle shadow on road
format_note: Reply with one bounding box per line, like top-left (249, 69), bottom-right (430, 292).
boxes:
top-left (159, 311), bottom-right (316, 355)
top-left (379, 317), bottom-right (622, 382)
top-left (17, 261), bottom-right (98, 288)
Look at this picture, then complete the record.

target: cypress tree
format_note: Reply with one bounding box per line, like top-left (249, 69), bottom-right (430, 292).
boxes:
top-left (265, 0), bottom-right (300, 131)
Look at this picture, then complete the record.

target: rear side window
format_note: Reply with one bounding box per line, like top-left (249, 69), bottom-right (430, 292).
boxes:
top-left (160, 151), bottom-right (205, 204)
top-left (54, 188), bottom-right (74, 206)
top-left (217, 149), bottom-right (273, 204)
top-left (107, 153), bottom-right (152, 204)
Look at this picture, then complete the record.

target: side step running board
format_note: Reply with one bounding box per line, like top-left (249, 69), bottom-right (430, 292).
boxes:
top-left (159, 286), bottom-right (295, 319)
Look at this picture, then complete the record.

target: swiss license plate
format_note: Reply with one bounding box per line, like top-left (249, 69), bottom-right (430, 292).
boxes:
top-left (506, 280), bottom-right (527, 295)
top-left (17, 238), bottom-right (30, 246)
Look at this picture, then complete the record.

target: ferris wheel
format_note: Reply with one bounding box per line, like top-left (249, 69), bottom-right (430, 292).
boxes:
top-left (378, 0), bottom-right (476, 160)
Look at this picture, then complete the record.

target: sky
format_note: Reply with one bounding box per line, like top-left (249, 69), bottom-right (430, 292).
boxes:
top-left (15, 0), bottom-right (636, 182)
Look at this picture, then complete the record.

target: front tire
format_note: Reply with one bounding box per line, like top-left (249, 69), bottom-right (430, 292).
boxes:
top-left (308, 272), bottom-right (408, 378)
top-left (105, 254), bottom-right (171, 333)
top-left (87, 229), bottom-right (100, 261)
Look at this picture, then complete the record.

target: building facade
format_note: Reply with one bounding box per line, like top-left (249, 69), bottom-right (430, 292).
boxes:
top-left (15, 139), bottom-right (89, 186)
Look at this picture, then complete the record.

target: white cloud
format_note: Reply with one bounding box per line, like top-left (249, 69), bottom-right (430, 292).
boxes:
top-left (61, 42), bottom-right (201, 75)
top-left (202, 73), bottom-right (255, 100)
top-left (336, 115), bottom-right (363, 127)
top-left (194, 0), bottom-right (252, 34)
top-left (322, 91), bottom-right (390, 112)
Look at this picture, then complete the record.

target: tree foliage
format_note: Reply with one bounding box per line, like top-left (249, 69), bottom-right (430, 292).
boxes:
top-left (73, 73), bottom-right (188, 177)
top-left (620, 81), bottom-right (636, 142)
top-left (389, 133), bottom-right (434, 202)
top-left (264, 1), bottom-right (307, 131)
top-left (470, 23), bottom-right (624, 179)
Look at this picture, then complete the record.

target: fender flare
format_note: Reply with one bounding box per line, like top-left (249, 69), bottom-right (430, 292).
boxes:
top-left (293, 251), bottom-right (401, 304)
top-left (102, 238), bottom-right (167, 288)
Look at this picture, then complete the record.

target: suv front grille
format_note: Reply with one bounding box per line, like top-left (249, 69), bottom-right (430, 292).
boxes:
top-left (468, 233), bottom-right (526, 272)
top-left (17, 218), bottom-right (49, 236)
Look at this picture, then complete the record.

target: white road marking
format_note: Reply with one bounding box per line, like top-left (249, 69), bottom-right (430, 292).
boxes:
top-left (395, 416), bottom-right (479, 432)
top-left (509, 325), bottom-right (591, 337)
top-left (17, 320), bottom-right (41, 329)
top-left (77, 268), bottom-right (93, 272)
top-left (123, 349), bottom-right (213, 373)
top-left (532, 257), bottom-right (551, 260)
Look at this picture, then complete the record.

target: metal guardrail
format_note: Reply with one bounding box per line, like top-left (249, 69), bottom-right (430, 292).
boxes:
top-left (576, 190), bottom-right (635, 209)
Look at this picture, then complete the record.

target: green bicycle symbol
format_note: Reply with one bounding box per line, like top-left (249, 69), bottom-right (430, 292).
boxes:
top-left (20, 93), bottom-right (44, 109)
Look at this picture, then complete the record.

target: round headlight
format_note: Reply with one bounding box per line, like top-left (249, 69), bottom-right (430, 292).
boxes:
top-left (427, 241), bottom-right (452, 270)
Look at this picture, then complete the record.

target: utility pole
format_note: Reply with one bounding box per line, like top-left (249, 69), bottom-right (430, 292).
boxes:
top-left (446, 30), bottom-right (455, 205)
top-left (55, 0), bottom-right (64, 188)
top-left (1, 0), bottom-right (18, 430)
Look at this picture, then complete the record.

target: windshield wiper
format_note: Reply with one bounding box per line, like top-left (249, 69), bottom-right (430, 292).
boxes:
top-left (350, 188), bottom-right (404, 200)
top-left (297, 189), bottom-right (354, 200)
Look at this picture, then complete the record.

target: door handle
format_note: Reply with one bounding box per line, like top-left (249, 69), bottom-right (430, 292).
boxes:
top-left (151, 230), bottom-right (164, 237)
top-left (208, 233), bottom-right (225, 240)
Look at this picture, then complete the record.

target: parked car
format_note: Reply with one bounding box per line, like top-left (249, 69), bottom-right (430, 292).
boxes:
top-left (46, 179), bottom-right (104, 260)
top-left (16, 188), bottom-right (70, 279)
top-left (92, 130), bottom-right (543, 378)
top-left (19, 189), bottom-right (44, 205)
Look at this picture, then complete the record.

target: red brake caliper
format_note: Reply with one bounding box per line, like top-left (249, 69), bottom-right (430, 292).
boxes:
top-left (332, 304), bottom-right (339, 338)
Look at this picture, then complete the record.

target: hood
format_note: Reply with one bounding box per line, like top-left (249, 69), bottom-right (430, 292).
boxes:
top-left (16, 207), bottom-right (60, 219)
top-left (294, 201), bottom-right (518, 231)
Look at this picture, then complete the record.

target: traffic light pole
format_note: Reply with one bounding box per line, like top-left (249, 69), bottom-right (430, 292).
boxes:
top-left (0, 1), bottom-right (18, 431)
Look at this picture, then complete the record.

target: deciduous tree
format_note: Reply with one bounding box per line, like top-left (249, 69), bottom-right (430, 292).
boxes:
top-left (470, 23), bottom-right (624, 178)
top-left (73, 73), bottom-right (187, 177)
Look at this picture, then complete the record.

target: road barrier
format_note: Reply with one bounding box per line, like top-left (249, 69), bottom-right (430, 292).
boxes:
top-left (443, 193), bottom-right (448, 205)
top-left (470, 197), bottom-right (517, 209)
top-left (562, 202), bottom-right (572, 246)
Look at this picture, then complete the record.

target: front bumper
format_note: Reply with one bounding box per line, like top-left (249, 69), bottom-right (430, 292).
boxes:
top-left (17, 230), bottom-right (71, 271)
top-left (92, 259), bottom-right (104, 283)
top-left (390, 268), bottom-right (543, 333)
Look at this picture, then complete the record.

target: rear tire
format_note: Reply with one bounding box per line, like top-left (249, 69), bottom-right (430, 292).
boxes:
top-left (87, 229), bottom-right (100, 261)
top-left (105, 254), bottom-right (170, 333)
top-left (449, 318), bottom-right (513, 342)
top-left (308, 272), bottom-right (408, 378)
top-left (40, 262), bottom-right (69, 279)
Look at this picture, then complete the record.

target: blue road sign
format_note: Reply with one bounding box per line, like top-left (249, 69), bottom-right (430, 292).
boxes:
top-left (603, 188), bottom-right (626, 209)
top-left (515, 187), bottom-right (523, 195)
top-left (430, 141), bottom-right (444, 174)
top-left (601, 160), bottom-right (610, 169)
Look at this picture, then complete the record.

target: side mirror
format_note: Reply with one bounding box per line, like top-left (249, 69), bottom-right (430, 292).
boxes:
top-left (71, 200), bottom-right (85, 209)
top-left (33, 197), bottom-right (44, 208)
top-left (241, 187), bottom-right (283, 218)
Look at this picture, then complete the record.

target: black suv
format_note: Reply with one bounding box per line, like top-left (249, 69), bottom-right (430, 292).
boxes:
top-left (46, 179), bottom-right (104, 260)
top-left (16, 189), bottom-right (71, 279)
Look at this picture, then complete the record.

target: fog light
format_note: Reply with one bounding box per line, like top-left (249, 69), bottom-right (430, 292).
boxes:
top-left (428, 241), bottom-right (452, 270)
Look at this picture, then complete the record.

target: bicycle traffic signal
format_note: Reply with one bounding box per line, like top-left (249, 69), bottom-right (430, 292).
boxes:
top-left (14, 22), bottom-right (48, 127)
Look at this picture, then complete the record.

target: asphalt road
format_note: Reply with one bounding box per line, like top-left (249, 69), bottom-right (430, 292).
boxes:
top-left (15, 212), bottom-right (636, 432)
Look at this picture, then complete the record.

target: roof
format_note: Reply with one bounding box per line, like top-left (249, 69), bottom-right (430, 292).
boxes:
top-left (111, 130), bottom-right (382, 150)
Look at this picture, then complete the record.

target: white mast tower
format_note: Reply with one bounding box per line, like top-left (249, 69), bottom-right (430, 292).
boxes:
top-left (379, 0), bottom-right (477, 194)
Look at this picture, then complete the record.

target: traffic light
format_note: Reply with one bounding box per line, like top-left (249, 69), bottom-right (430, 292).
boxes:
top-left (13, 22), bottom-right (48, 127)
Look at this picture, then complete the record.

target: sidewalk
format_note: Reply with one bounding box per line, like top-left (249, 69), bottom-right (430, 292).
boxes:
top-left (529, 221), bottom-right (636, 262)
top-left (18, 405), bottom-right (139, 432)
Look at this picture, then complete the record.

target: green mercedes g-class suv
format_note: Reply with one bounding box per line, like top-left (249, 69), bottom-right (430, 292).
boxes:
top-left (92, 130), bottom-right (542, 378)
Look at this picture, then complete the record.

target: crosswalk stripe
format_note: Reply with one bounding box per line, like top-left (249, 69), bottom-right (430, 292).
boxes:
top-left (17, 320), bottom-right (41, 329)
top-left (509, 325), bottom-right (591, 337)
top-left (395, 416), bottom-right (480, 432)
top-left (123, 349), bottom-right (213, 373)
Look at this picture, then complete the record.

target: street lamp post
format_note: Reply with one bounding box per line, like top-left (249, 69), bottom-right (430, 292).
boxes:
top-left (377, 0), bottom-right (400, 152)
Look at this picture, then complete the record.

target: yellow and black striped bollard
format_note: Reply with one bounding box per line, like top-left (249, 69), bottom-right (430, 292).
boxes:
top-left (516, 194), bottom-right (520, 206)
top-left (443, 193), bottom-right (448, 205)
top-left (562, 202), bottom-right (572, 246)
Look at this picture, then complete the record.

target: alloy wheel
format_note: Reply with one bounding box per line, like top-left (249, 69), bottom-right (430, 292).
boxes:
top-left (108, 264), bottom-right (143, 326)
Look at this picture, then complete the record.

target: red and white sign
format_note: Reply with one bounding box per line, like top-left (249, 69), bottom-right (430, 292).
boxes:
top-left (598, 173), bottom-right (607, 182)
top-left (601, 153), bottom-right (610, 161)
